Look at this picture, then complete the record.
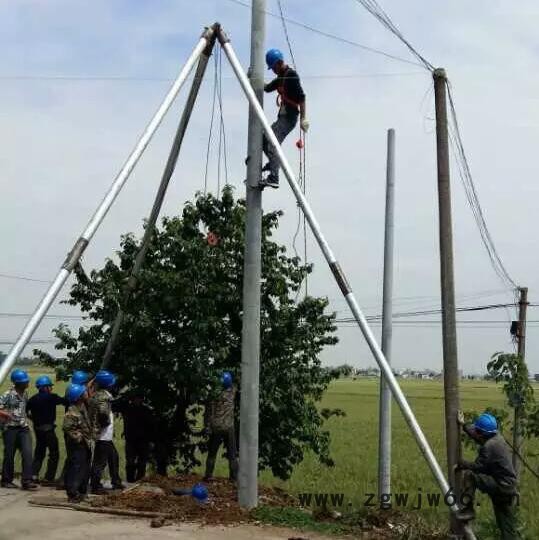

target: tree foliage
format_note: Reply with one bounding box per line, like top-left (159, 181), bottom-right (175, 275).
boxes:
top-left (36, 188), bottom-right (340, 479)
top-left (487, 352), bottom-right (536, 439)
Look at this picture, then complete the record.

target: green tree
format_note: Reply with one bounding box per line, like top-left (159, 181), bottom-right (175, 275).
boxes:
top-left (36, 187), bottom-right (340, 479)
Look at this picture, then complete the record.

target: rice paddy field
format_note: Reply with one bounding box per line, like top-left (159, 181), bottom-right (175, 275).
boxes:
top-left (1, 367), bottom-right (538, 538)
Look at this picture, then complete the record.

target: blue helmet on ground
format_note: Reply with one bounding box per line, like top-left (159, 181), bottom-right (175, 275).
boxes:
top-left (221, 371), bottom-right (233, 389)
top-left (10, 369), bottom-right (30, 385)
top-left (71, 370), bottom-right (89, 385)
top-left (191, 483), bottom-right (208, 501)
top-left (95, 369), bottom-right (116, 389)
top-left (474, 413), bottom-right (498, 434)
top-left (266, 48), bottom-right (284, 70)
top-left (66, 383), bottom-right (86, 403)
top-left (35, 375), bottom-right (53, 389)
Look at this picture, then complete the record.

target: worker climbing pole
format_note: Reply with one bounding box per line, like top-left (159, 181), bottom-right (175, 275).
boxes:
top-left (260, 48), bottom-right (309, 189)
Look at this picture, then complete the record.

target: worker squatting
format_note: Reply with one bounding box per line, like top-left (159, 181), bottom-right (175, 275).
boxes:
top-left (0, 368), bottom-right (237, 503)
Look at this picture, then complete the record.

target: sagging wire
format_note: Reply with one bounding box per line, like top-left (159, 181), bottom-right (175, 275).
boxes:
top-left (353, 0), bottom-right (434, 72)
top-left (203, 52), bottom-right (219, 195)
top-left (275, 0), bottom-right (309, 299)
top-left (216, 46), bottom-right (229, 194)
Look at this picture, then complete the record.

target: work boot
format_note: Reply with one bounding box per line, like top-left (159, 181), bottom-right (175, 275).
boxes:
top-left (21, 482), bottom-right (39, 490)
top-left (91, 485), bottom-right (107, 495)
top-left (259, 174), bottom-right (279, 189)
top-left (68, 494), bottom-right (82, 504)
top-left (112, 482), bottom-right (126, 491)
top-left (1, 481), bottom-right (18, 489)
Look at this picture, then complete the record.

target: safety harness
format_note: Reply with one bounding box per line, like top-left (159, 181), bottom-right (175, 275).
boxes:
top-left (276, 67), bottom-right (301, 112)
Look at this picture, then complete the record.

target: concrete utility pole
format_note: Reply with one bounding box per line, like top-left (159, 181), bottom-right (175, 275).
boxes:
top-left (238, 0), bottom-right (266, 509)
top-left (433, 68), bottom-right (463, 538)
top-left (378, 129), bottom-right (395, 500)
top-left (513, 286), bottom-right (528, 477)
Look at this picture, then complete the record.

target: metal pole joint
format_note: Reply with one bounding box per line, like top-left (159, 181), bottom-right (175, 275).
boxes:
top-left (62, 238), bottom-right (89, 271)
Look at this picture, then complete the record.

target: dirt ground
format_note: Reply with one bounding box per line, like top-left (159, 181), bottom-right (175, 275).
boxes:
top-left (0, 487), bottom-right (341, 540)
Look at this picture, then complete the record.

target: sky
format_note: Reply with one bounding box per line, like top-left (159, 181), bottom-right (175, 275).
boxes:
top-left (1, 0), bottom-right (539, 375)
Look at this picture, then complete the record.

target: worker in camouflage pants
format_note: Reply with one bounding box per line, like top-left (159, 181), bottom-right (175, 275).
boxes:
top-left (457, 411), bottom-right (521, 539)
top-left (203, 371), bottom-right (238, 482)
top-left (63, 383), bottom-right (93, 502)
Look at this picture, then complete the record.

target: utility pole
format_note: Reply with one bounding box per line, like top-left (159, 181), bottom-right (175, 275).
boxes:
top-left (378, 129), bottom-right (395, 500)
top-left (433, 68), bottom-right (463, 538)
top-left (238, 0), bottom-right (265, 509)
top-left (513, 286), bottom-right (528, 477)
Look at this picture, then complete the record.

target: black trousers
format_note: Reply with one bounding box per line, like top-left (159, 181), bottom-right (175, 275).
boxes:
top-left (91, 440), bottom-right (122, 488)
top-left (65, 440), bottom-right (91, 498)
top-left (2, 426), bottom-right (33, 484)
top-left (125, 439), bottom-right (150, 483)
top-left (204, 427), bottom-right (238, 481)
top-left (32, 428), bottom-right (59, 482)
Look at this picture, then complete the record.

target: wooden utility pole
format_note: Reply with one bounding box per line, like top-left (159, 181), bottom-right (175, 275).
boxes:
top-left (513, 286), bottom-right (528, 477)
top-left (433, 68), bottom-right (463, 538)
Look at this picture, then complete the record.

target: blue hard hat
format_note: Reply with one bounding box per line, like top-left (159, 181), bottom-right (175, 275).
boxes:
top-left (95, 369), bottom-right (116, 389)
top-left (266, 48), bottom-right (284, 70)
top-left (191, 483), bottom-right (208, 501)
top-left (221, 371), bottom-right (233, 389)
top-left (10, 369), bottom-right (30, 384)
top-left (66, 383), bottom-right (86, 403)
top-left (474, 413), bottom-right (498, 434)
top-left (71, 370), bottom-right (89, 385)
top-left (35, 375), bottom-right (53, 389)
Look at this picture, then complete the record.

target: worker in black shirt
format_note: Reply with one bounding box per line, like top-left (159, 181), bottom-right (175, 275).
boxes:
top-left (115, 391), bottom-right (155, 483)
top-left (261, 48), bottom-right (308, 189)
top-left (26, 375), bottom-right (68, 485)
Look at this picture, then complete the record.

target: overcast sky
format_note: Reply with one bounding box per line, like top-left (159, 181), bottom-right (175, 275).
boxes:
top-left (1, 0), bottom-right (538, 375)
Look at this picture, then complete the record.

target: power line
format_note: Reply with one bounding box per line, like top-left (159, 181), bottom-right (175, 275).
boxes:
top-left (0, 72), bottom-right (425, 82)
top-left (0, 272), bottom-right (52, 284)
top-left (446, 80), bottom-right (517, 290)
top-left (352, 0), bottom-right (517, 292)
top-left (0, 313), bottom-right (83, 320)
top-left (276, 0), bottom-right (297, 69)
top-left (352, 0), bottom-right (434, 71)
top-left (0, 339), bottom-right (57, 345)
top-left (222, 0), bottom-right (424, 67)
top-left (335, 303), bottom-right (539, 323)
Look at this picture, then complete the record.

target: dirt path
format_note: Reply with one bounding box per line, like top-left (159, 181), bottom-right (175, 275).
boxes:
top-left (0, 487), bottom-right (336, 540)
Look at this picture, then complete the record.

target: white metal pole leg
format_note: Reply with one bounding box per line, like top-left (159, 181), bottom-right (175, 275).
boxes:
top-left (0, 26), bottom-right (216, 385)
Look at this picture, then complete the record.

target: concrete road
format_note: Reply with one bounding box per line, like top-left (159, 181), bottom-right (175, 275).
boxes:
top-left (0, 487), bottom-right (331, 540)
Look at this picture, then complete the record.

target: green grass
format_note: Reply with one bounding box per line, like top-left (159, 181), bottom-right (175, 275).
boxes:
top-left (2, 369), bottom-right (538, 537)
